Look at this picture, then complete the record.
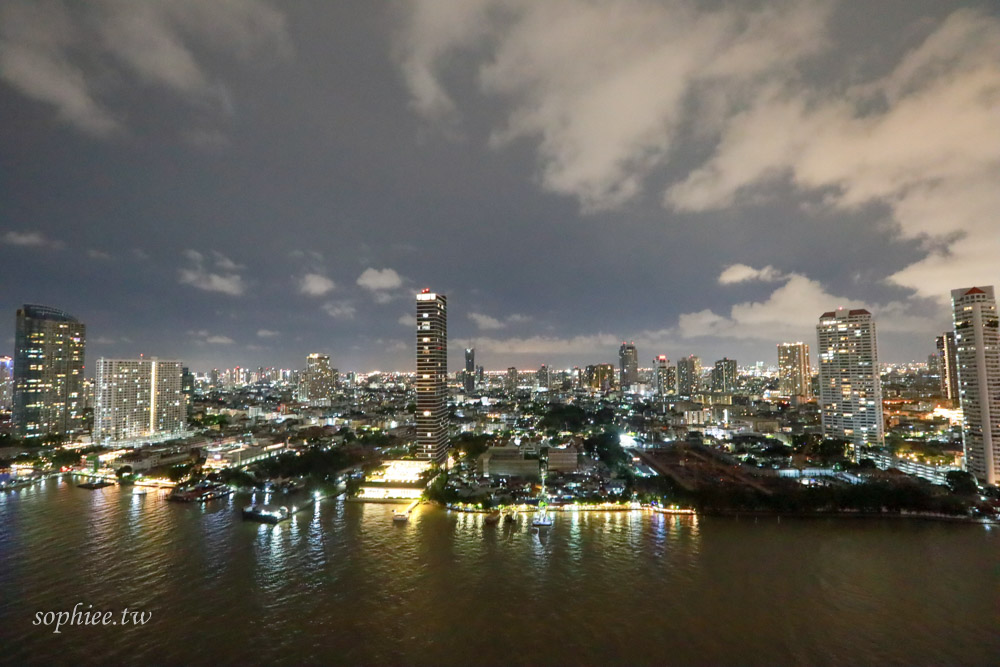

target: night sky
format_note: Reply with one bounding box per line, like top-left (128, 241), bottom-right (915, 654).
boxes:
top-left (2, 1), bottom-right (998, 373)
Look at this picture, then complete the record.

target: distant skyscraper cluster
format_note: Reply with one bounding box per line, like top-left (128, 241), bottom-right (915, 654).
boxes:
top-left (13, 305), bottom-right (86, 440)
top-left (415, 289), bottom-right (448, 463)
top-left (6, 279), bottom-right (999, 490)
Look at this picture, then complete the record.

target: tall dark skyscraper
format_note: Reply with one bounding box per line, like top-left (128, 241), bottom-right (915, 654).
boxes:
top-left (936, 332), bottom-right (959, 402)
top-left (416, 289), bottom-right (448, 463)
top-left (464, 347), bottom-right (475, 394)
top-left (13, 304), bottom-right (86, 440)
top-left (677, 355), bottom-right (701, 397)
top-left (619, 341), bottom-right (639, 388)
top-left (712, 357), bottom-right (737, 393)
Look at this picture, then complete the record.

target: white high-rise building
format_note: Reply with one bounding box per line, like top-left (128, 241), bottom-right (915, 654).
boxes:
top-left (94, 358), bottom-right (186, 443)
top-left (778, 342), bottom-right (811, 400)
top-left (817, 309), bottom-right (883, 451)
top-left (951, 286), bottom-right (1000, 485)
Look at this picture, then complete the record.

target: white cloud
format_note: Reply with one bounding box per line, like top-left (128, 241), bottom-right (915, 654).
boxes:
top-left (256, 329), bottom-right (279, 338)
top-left (178, 249), bottom-right (246, 296)
top-left (469, 312), bottom-right (505, 330)
top-left (2, 230), bottom-right (62, 248)
top-left (299, 273), bottom-right (336, 296)
top-left (190, 330), bottom-right (235, 345)
top-left (356, 267), bottom-right (403, 291)
top-left (678, 265), bottom-right (929, 341)
top-left (468, 311), bottom-right (534, 330)
top-left (323, 301), bottom-right (357, 320)
top-left (398, 3), bottom-right (1000, 302)
top-left (87, 249), bottom-right (111, 260)
top-left (458, 332), bottom-right (622, 358)
top-left (211, 251), bottom-right (242, 271)
top-left (664, 9), bottom-right (1000, 301)
top-left (398, 314), bottom-right (413, 327)
top-left (398, 0), bottom-right (831, 211)
top-left (0, 0), bottom-right (290, 137)
top-left (717, 264), bottom-right (784, 285)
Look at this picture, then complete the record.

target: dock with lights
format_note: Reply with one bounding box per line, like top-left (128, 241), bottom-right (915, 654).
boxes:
top-left (357, 460), bottom-right (433, 501)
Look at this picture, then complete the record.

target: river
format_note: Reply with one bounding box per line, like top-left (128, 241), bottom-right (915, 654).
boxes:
top-left (1, 477), bottom-right (997, 666)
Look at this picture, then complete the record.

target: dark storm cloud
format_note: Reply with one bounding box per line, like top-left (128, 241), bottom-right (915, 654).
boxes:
top-left (1, 1), bottom-right (997, 373)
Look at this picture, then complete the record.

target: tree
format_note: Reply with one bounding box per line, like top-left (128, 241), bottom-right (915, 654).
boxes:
top-left (945, 470), bottom-right (978, 496)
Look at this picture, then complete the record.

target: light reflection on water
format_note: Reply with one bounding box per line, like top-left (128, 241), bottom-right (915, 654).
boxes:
top-left (0, 482), bottom-right (998, 666)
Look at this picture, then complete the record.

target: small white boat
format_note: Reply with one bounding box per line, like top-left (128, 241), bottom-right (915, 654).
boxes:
top-left (132, 487), bottom-right (148, 496)
top-left (392, 510), bottom-right (409, 523)
top-left (532, 510), bottom-right (553, 527)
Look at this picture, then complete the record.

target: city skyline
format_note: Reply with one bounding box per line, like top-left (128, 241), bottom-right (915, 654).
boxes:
top-left (2, 2), bottom-right (998, 371)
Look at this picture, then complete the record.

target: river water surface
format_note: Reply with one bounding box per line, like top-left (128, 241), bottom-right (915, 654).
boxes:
top-left (1, 477), bottom-right (997, 666)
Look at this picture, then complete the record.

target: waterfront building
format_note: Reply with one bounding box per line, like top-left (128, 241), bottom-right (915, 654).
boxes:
top-left (416, 289), bottom-right (449, 463)
top-left (0, 356), bottom-right (12, 411)
top-left (12, 305), bottom-right (86, 440)
top-left (936, 332), bottom-right (959, 403)
top-left (464, 348), bottom-right (475, 393)
top-left (778, 342), bottom-right (811, 400)
top-left (478, 446), bottom-right (540, 478)
top-left (676, 355), bottom-right (701, 397)
top-left (619, 342), bottom-right (639, 388)
top-left (712, 358), bottom-right (737, 393)
top-left (94, 358), bottom-right (186, 443)
top-left (951, 286), bottom-right (1000, 485)
top-left (816, 308), bottom-right (883, 450)
top-left (303, 353), bottom-right (336, 403)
